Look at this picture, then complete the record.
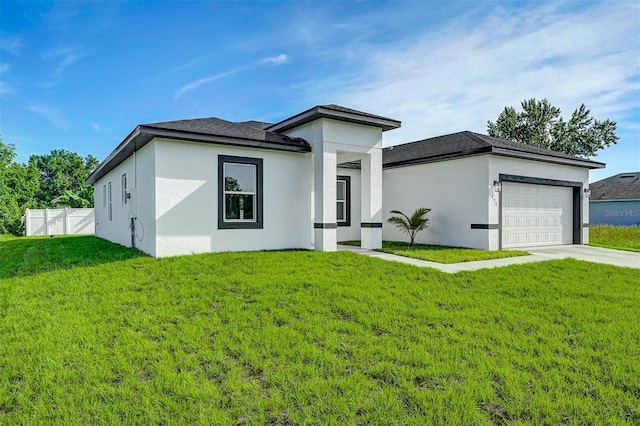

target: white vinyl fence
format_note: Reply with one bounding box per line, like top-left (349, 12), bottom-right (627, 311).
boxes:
top-left (23, 208), bottom-right (95, 236)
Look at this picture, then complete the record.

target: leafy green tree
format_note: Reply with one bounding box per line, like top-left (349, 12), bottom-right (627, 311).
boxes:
top-left (0, 138), bottom-right (16, 166)
top-left (54, 188), bottom-right (94, 208)
top-left (487, 98), bottom-right (618, 157)
top-left (29, 149), bottom-right (98, 207)
top-left (387, 207), bottom-right (431, 247)
top-left (5, 162), bottom-right (39, 208)
top-left (0, 139), bottom-right (24, 235)
top-left (0, 138), bottom-right (98, 235)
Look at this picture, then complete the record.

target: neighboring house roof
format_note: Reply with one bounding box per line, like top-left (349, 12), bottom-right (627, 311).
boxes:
top-left (86, 116), bottom-right (310, 184)
top-left (382, 131), bottom-right (605, 170)
top-left (267, 104), bottom-right (402, 133)
top-left (590, 172), bottom-right (640, 200)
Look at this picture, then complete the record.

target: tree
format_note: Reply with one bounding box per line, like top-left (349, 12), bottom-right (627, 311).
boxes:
top-left (0, 138), bottom-right (26, 235)
top-left (0, 139), bottom-right (98, 235)
top-left (29, 149), bottom-right (98, 208)
top-left (53, 188), bottom-right (94, 208)
top-left (487, 98), bottom-right (618, 157)
top-left (387, 207), bottom-right (431, 247)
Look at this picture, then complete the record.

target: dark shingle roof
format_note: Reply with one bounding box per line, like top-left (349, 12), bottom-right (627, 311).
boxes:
top-left (267, 104), bottom-right (401, 133)
top-left (320, 104), bottom-right (401, 123)
top-left (143, 117), bottom-right (307, 147)
top-left (236, 120), bottom-right (273, 130)
top-left (382, 131), bottom-right (604, 169)
top-left (590, 172), bottom-right (640, 200)
top-left (87, 117), bottom-right (310, 184)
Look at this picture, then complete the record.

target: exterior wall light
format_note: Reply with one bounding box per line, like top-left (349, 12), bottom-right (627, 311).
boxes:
top-left (493, 180), bottom-right (502, 192)
top-left (584, 188), bottom-right (591, 198)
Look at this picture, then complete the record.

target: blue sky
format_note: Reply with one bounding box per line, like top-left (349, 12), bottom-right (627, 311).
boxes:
top-left (1, 0), bottom-right (638, 181)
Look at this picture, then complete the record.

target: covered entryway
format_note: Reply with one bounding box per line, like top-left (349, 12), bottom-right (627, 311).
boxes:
top-left (502, 181), bottom-right (573, 248)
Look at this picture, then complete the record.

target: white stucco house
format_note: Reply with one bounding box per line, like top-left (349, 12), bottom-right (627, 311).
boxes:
top-left (86, 105), bottom-right (604, 257)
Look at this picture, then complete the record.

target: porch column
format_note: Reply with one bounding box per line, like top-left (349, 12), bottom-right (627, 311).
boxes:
top-left (361, 148), bottom-right (383, 249)
top-left (314, 144), bottom-right (337, 251)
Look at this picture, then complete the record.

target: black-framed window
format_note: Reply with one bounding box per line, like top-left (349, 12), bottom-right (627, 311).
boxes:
top-left (108, 182), bottom-right (112, 221)
top-left (121, 173), bottom-right (127, 205)
top-left (218, 155), bottom-right (263, 229)
top-left (337, 175), bottom-right (351, 227)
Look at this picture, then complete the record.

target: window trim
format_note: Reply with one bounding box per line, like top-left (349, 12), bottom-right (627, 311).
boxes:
top-left (108, 182), bottom-right (112, 221)
top-left (121, 173), bottom-right (127, 205)
top-left (337, 175), bottom-right (351, 227)
top-left (218, 155), bottom-right (263, 229)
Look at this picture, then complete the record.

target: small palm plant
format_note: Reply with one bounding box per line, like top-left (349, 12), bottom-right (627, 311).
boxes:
top-left (387, 207), bottom-right (431, 248)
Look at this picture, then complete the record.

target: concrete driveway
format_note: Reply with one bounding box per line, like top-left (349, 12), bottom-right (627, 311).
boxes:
top-left (338, 244), bottom-right (640, 273)
top-left (526, 245), bottom-right (640, 269)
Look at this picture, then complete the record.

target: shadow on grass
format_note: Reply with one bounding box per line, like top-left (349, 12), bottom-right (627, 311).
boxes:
top-left (0, 235), bottom-right (146, 280)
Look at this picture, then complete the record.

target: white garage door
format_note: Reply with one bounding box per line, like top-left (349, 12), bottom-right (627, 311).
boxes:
top-left (502, 182), bottom-right (573, 248)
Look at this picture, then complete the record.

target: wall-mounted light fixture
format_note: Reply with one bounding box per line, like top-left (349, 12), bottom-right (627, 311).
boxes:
top-left (493, 180), bottom-right (502, 192)
top-left (583, 188), bottom-right (591, 198)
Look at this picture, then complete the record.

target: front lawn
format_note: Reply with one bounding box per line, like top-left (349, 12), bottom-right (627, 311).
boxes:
top-left (589, 224), bottom-right (640, 252)
top-left (341, 240), bottom-right (528, 264)
top-left (1, 236), bottom-right (638, 424)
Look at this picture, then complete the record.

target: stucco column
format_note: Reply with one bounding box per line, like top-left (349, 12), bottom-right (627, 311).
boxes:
top-left (361, 148), bottom-right (383, 249)
top-left (313, 143), bottom-right (337, 251)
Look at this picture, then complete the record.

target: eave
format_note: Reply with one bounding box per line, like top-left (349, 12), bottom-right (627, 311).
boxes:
top-left (86, 125), bottom-right (311, 184)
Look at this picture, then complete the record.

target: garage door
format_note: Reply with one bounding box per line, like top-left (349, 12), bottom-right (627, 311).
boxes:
top-left (502, 182), bottom-right (573, 248)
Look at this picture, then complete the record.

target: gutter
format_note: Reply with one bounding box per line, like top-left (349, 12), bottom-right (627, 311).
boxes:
top-left (86, 126), bottom-right (311, 185)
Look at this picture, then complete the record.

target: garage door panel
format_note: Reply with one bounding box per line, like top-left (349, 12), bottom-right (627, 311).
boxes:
top-left (502, 182), bottom-right (573, 248)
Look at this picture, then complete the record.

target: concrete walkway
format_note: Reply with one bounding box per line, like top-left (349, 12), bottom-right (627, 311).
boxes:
top-left (338, 244), bottom-right (640, 273)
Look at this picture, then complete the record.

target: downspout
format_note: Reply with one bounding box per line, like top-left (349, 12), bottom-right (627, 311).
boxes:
top-left (130, 150), bottom-right (137, 249)
top-left (130, 217), bottom-right (135, 249)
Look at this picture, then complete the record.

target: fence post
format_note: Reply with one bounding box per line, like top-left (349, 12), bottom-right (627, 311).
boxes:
top-left (25, 209), bottom-right (30, 236)
top-left (44, 209), bottom-right (50, 235)
top-left (64, 208), bottom-right (70, 235)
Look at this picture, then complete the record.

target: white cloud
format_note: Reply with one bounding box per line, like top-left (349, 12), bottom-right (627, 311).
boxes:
top-left (174, 53), bottom-right (289, 99)
top-left (174, 67), bottom-right (247, 100)
top-left (0, 81), bottom-right (12, 95)
top-left (323, 2), bottom-right (640, 146)
top-left (1, 34), bottom-right (22, 55)
top-left (170, 54), bottom-right (212, 73)
top-left (26, 104), bottom-right (70, 130)
top-left (259, 54), bottom-right (288, 66)
top-left (41, 46), bottom-right (87, 78)
top-left (0, 61), bottom-right (12, 93)
top-left (90, 122), bottom-right (104, 132)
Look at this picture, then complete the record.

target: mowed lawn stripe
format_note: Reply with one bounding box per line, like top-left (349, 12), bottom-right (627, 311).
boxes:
top-left (0, 236), bottom-right (638, 424)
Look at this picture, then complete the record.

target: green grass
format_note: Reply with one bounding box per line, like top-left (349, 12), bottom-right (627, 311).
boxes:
top-left (590, 225), bottom-right (640, 252)
top-left (340, 240), bottom-right (529, 264)
top-left (1, 236), bottom-right (639, 424)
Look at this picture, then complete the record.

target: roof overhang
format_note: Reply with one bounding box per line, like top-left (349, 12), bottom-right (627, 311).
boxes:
top-left (267, 105), bottom-right (401, 133)
top-left (383, 146), bottom-right (606, 170)
top-left (491, 148), bottom-right (606, 169)
top-left (86, 125), bottom-right (311, 184)
top-left (383, 147), bottom-right (493, 169)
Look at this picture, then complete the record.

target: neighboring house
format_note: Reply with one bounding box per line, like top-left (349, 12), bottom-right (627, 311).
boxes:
top-left (86, 104), bottom-right (604, 257)
top-left (589, 172), bottom-right (640, 226)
